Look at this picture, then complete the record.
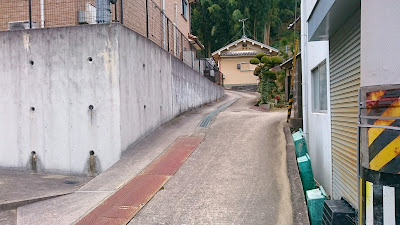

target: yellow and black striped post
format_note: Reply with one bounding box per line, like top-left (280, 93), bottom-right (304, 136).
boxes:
top-left (359, 87), bottom-right (400, 225)
top-left (287, 39), bottom-right (299, 123)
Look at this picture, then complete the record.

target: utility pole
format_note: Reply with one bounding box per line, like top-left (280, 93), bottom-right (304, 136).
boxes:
top-left (239, 18), bottom-right (248, 37)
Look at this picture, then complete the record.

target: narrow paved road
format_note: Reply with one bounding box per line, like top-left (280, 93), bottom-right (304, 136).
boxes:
top-left (129, 91), bottom-right (292, 225)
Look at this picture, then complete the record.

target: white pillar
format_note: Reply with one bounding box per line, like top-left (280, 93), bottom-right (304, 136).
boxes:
top-left (162, 0), bottom-right (166, 49)
top-left (40, 0), bottom-right (45, 27)
top-left (300, 1), bottom-right (309, 142)
top-left (174, 2), bottom-right (178, 56)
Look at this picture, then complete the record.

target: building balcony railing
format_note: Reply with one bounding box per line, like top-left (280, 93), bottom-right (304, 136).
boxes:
top-left (0, 0), bottom-right (224, 85)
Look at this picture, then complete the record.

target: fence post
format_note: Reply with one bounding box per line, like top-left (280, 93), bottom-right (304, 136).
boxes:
top-left (190, 44), bottom-right (194, 69)
top-left (120, 0), bottom-right (123, 24)
top-left (181, 33), bottom-right (183, 61)
top-left (114, 2), bottom-right (117, 22)
top-left (28, 0), bottom-right (32, 29)
top-left (167, 20), bottom-right (170, 52)
top-left (146, 0), bottom-right (149, 38)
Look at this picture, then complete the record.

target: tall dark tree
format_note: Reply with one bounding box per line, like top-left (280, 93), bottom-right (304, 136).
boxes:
top-left (191, 0), bottom-right (299, 57)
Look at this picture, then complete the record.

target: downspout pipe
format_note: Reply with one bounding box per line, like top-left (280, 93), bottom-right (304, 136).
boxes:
top-left (162, 0), bottom-right (166, 49)
top-left (300, 1), bottom-right (309, 143)
top-left (40, 0), bottom-right (45, 28)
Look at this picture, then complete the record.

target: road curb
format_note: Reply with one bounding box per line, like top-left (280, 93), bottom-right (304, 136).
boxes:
top-left (0, 193), bottom-right (70, 212)
top-left (284, 125), bottom-right (310, 225)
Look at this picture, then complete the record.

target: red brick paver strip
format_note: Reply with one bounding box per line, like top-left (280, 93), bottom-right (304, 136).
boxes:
top-left (76, 136), bottom-right (204, 225)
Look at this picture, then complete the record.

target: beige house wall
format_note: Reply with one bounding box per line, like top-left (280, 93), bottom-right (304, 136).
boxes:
top-left (220, 56), bottom-right (259, 87)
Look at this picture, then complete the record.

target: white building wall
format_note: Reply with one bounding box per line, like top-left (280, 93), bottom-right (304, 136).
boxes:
top-left (361, 0), bottom-right (400, 87)
top-left (301, 1), bottom-right (333, 197)
top-left (0, 24), bottom-right (224, 175)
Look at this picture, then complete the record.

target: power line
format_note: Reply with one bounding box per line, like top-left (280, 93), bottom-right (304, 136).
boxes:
top-left (222, 29), bottom-right (243, 46)
top-left (245, 27), bottom-right (255, 39)
top-left (239, 18), bottom-right (249, 37)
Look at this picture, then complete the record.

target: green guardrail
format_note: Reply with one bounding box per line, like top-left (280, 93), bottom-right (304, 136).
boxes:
top-left (297, 153), bottom-right (316, 192)
top-left (292, 128), bottom-right (307, 158)
top-left (306, 186), bottom-right (327, 225)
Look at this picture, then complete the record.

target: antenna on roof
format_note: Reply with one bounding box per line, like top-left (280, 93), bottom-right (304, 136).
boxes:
top-left (239, 18), bottom-right (248, 38)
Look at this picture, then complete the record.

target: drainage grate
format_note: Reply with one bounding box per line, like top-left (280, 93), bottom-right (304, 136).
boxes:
top-left (64, 180), bottom-right (79, 185)
top-left (198, 98), bottom-right (239, 127)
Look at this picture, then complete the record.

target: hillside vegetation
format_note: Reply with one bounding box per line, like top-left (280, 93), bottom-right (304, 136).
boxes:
top-left (191, 0), bottom-right (300, 59)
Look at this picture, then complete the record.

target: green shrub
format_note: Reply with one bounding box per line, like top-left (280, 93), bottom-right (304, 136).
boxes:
top-left (281, 38), bottom-right (288, 46)
top-left (263, 70), bottom-right (277, 80)
top-left (261, 56), bottom-right (271, 64)
top-left (254, 66), bottom-right (262, 76)
top-left (271, 56), bottom-right (283, 66)
top-left (250, 58), bottom-right (260, 65)
top-left (283, 53), bottom-right (289, 60)
top-left (255, 52), bottom-right (267, 60)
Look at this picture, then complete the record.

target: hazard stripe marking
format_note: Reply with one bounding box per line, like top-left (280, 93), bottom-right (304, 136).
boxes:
top-left (362, 175), bottom-right (367, 225)
top-left (370, 135), bottom-right (400, 171)
top-left (366, 181), bottom-right (374, 225)
top-left (366, 89), bottom-right (400, 124)
top-left (396, 187), bottom-right (400, 225)
top-left (369, 122), bottom-right (400, 161)
top-left (381, 154), bottom-right (400, 173)
top-left (373, 184), bottom-right (383, 224)
top-left (367, 93), bottom-right (400, 173)
top-left (383, 186), bottom-right (396, 225)
top-left (361, 168), bottom-right (400, 224)
top-left (368, 99), bottom-right (400, 146)
top-left (287, 93), bottom-right (293, 122)
top-left (359, 177), bottom-right (364, 225)
top-left (368, 120), bottom-right (397, 146)
top-left (367, 90), bottom-right (386, 115)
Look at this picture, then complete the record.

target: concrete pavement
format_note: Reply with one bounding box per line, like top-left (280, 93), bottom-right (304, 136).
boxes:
top-left (129, 91), bottom-right (293, 224)
top-left (0, 170), bottom-right (91, 211)
top-left (2, 90), bottom-right (308, 224)
top-left (0, 170), bottom-right (92, 224)
top-left (13, 91), bottom-right (238, 225)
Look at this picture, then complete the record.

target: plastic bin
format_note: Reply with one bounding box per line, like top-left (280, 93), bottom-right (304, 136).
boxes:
top-left (297, 153), bottom-right (316, 192)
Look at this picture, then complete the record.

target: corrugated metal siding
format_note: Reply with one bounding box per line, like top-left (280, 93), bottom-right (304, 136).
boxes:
top-left (329, 9), bottom-right (360, 207)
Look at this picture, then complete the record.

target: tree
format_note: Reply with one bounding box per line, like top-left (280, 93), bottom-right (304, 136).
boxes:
top-left (191, 0), bottom-right (299, 57)
top-left (250, 55), bottom-right (283, 104)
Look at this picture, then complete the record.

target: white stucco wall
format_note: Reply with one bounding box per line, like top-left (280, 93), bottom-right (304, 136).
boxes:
top-left (0, 24), bottom-right (224, 175)
top-left (301, 1), bottom-right (333, 197)
top-left (118, 26), bottom-right (223, 152)
top-left (0, 25), bottom-right (122, 175)
top-left (361, 0), bottom-right (400, 87)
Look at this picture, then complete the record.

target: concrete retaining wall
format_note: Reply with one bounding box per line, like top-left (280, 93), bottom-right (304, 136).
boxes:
top-left (0, 23), bottom-right (224, 175)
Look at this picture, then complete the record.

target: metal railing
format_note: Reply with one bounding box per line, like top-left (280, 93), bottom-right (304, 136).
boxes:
top-left (1, 0), bottom-right (223, 85)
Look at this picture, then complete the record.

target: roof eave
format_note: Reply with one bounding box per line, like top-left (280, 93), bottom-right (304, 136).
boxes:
top-left (211, 37), bottom-right (279, 56)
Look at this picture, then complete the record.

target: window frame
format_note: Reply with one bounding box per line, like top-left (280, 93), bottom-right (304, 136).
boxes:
top-left (311, 60), bottom-right (328, 113)
top-left (239, 62), bottom-right (257, 72)
top-left (181, 0), bottom-right (188, 20)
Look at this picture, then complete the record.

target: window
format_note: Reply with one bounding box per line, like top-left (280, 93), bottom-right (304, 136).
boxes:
top-left (240, 62), bottom-right (257, 71)
top-left (182, 0), bottom-right (188, 20)
top-left (312, 61), bottom-right (327, 112)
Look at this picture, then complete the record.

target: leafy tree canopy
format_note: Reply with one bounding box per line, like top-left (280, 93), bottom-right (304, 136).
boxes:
top-left (191, 0), bottom-right (300, 58)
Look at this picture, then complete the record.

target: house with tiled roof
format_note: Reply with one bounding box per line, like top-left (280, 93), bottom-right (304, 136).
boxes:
top-left (212, 36), bottom-right (279, 89)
